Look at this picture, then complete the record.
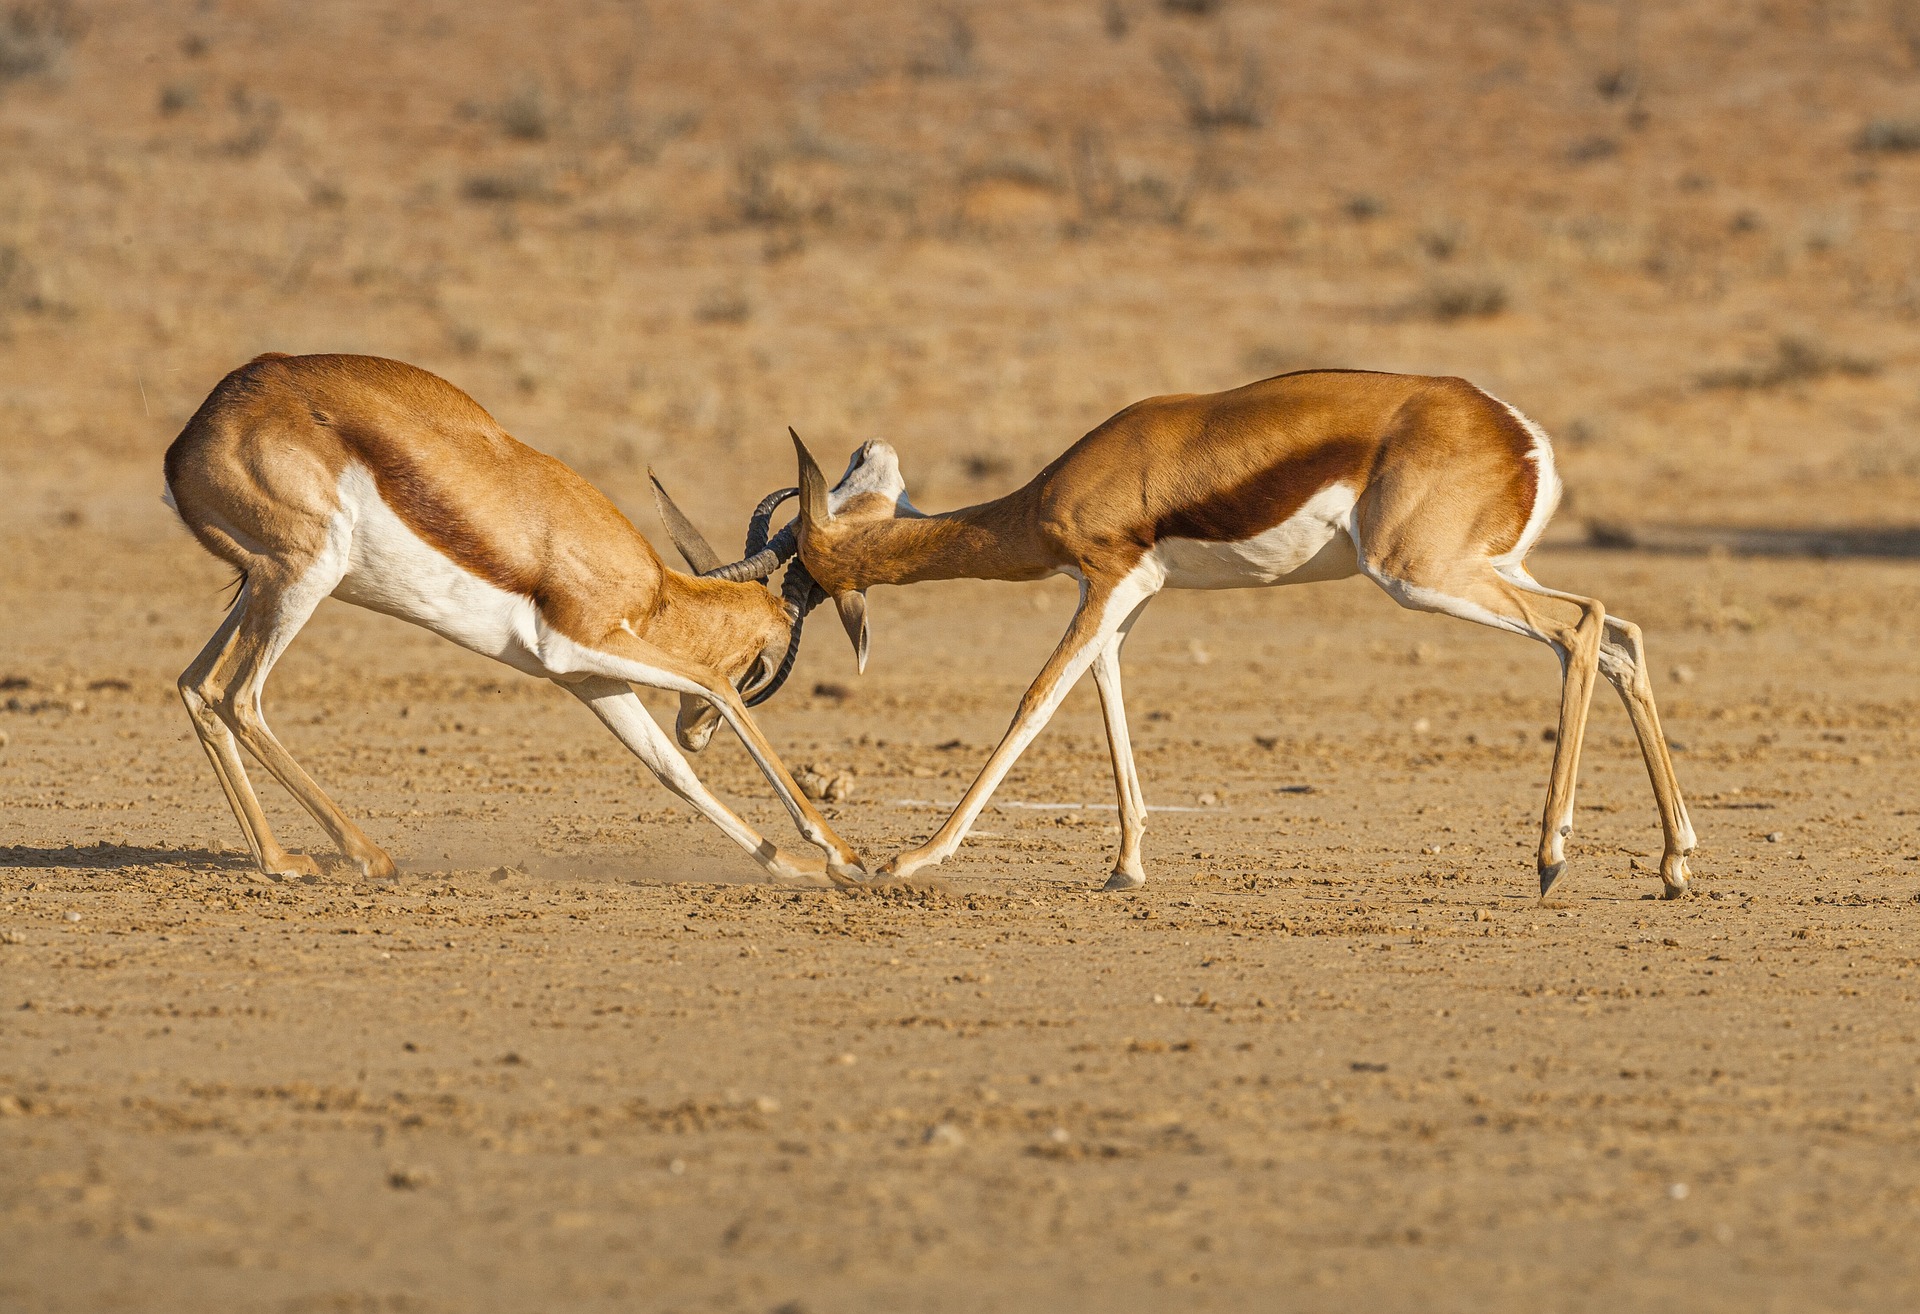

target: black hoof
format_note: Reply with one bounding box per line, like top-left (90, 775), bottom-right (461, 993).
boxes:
top-left (1538, 862), bottom-right (1565, 896)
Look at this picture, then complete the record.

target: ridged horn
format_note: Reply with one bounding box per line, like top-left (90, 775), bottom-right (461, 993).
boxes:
top-left (745, 487), bottom-right (799, 555)
top-left (745, 558), bottom-right (827, 707)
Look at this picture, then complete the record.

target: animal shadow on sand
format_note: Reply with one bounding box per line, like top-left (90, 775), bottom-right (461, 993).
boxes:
top-left (0, 843), bottom-right (256, 872)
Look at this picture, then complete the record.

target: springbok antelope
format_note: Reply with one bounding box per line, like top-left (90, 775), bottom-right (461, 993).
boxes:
top-left (163, 352), bottom-right (864, 885)
top-left (682, 370), bottom-right (1699, 896)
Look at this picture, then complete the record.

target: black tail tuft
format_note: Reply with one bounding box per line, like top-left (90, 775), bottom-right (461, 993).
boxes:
top-left (220, 568), bottom-right (248, 608)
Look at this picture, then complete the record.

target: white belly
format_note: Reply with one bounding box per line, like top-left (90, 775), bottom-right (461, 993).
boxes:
top-left (1153, 482), bottom-right (1361, 589)
top-left (329, 466), bottom-right (552, 676)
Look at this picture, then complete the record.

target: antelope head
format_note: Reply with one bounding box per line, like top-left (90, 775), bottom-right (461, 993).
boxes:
top-left (787, 429), bottom-right (924, 676)
top-left (648, 473), bottom-right (845, 750)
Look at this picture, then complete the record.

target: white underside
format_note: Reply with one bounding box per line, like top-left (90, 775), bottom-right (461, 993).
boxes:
top-left (328, 466), bottom-right (555, 676)
top-left (321, 466), bottom-right (705, 699)
top-left (1151, 482), bottom-right (1361, 590)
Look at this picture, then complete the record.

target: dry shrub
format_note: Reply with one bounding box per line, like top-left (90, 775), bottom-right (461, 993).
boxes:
top-left (0, 0), bottom-right (85, 86)
top-left (497, 82), bottom-right (552, 141)
top-left (1068, 127), bottom-right (1211, 228)
top-left (1696, 336), bottom-right (1879, 390)
top-left (1855, 119), bottom-right (1920, 153)
top-left (1157, 38), bottom-right (1266, 131)
top-left (907, 8), bottom-right (975, 79)
top-left (461, 171), bottom-right (551, 204)
top-left (1413, 278), bottom-right (1508, 322)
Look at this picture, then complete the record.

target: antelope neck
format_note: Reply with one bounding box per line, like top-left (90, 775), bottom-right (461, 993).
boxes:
top-left (831, 487), bottom-right (1056, 587)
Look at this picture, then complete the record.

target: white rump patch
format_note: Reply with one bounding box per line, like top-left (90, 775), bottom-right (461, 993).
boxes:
top-left (1481, 391), bottom-right (1563, 568)
top-left (1154, 482), bottom-right (1361, 590)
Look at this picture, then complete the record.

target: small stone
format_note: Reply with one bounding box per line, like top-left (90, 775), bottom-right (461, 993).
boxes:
top-left (1047, 1126), bottom-right (1070, 1144)
top-left (1411, 718), bottom-right (1431, 734)
top-left (1668, 1182), bottom-right (1690, 1201)
top-left (63, 911), bottom-right (81, 924)
top-left (924, 1123), bottom-right (965, 1148)
top-left (1670, 665), bottom-right (1696, 685)
top-left (1474, 909), bottom-right (1492, 922)
top-left (1196, 792), bottom-right (1218, 807)
top-left (831, 1052), bottom-right (857, 1066)
top-left (668, 1158), bottom-right (686, 1176)
top-left (754, 1096), bottom-right (780, 1114)
top-left (1766, 832), bottom-right (1784, 843)
top-left (387, 1165), bottom-right (433, 1190)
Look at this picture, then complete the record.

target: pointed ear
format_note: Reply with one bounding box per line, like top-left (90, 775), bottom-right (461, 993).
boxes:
top-left (792, 427), bottom-right (830, 531)
top-left (834, 590), bottom-right (870, 674)
top-left (648, 470), bottom-right (723, 574)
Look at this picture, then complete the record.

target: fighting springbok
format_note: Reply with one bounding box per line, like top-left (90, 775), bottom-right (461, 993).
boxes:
top-left (671, 369), bottom-right (1697, 896)
top-left (163, 352), bottom-right (863, 885)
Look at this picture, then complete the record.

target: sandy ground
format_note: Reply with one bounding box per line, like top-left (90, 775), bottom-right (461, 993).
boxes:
top-left (4, 519), bottom-right (1918, 1311)
top-left (6, 1), bottom-right (1920, 1308)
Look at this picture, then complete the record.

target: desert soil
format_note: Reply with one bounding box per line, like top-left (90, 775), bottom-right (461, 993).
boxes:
top-left (5, 2), bottom-right (1920, 1310)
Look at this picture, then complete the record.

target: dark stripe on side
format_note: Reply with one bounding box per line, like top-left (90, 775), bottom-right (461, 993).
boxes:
top-left (336, 425), bottom-right (544, 600)
top-left (1154, 438), bottom-right (1372, 545)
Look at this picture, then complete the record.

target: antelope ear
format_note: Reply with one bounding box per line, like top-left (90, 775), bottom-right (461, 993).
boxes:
top-left (792, 427), bottom-right (831, 533)
top-left (834, 590), bottom-right (870, 674)
top-left (648, 470), bottom-right (723, 574)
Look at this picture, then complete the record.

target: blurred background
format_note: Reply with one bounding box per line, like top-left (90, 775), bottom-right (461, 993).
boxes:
top-left (3, 0), bottom-right (1918, 543)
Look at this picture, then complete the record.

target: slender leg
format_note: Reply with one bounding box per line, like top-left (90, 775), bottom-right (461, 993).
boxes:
top-left (212, 574), bottom-right (396, 878)
top-left (1506, 571), bottom-right (1695, 898)
top-left (1090, 607), bottom-right (1150, 890)
top-left (1364, 565), bottom-right (1607, 896)
top-left (884, 569), bottom-right (1159, 880)
top-left (1533, 594), bottom-right (1606, 894)
top-left (1595, 616), bottom-right (1696, 896)
top-left (567, 677), bottom-right (838, 886)
top-left (177, 584), bottom-right (320, 878)
top-left (548, 630), bottom-right (865, 881)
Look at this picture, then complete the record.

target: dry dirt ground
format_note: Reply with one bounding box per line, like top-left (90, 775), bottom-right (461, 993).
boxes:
top-left (5, 1), bottom-right (1920, 1310)
top-left (4, 533), bottom-right (1918, 1312)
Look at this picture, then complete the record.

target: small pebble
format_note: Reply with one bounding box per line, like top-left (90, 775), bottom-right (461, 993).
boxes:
top-left (1670, 665), bottom-right (1696, 685)
top-left (63, 911), bottom-right (81, 924)
top-left (1047, 1127), bottom-right (1070, 1144)
top-left (668, 1158), bottom-right (686, 1176)
top-left (1668, 1182), bottom-right (1690, 1201)
top-left (924, 1123), bottom-right (965, 1148)
top-left (1766, 831), bottom-right (1784, 843)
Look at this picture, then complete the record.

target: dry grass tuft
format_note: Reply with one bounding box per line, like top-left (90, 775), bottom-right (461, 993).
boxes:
top-left (1157, 38), bottom-right (1266, 131)
top-left (1696, 336), bottom-right (1879, 390)
top-left (1855, 118), bottom-right (1920, 153)
top-left (0, 0), bottom-right (85, 86)
top-left (1412, 278), bottom-right (1509, 322)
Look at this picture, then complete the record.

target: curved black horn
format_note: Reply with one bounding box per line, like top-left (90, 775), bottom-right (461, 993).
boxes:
top-left (744, 488), bottom-right (798, 555)
top-left (694, 491), bottom-right (802, 583)
top-left (745, 559), bottom-right (827, 707)
top-left (701, 548), bottom-right (784, 583)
